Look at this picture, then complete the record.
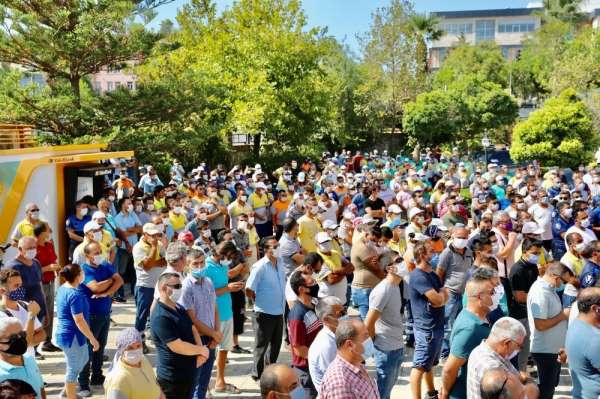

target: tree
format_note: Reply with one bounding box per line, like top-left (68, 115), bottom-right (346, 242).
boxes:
top-left (540, 0), bottom-right (586, 25)
top-left (409, 13), bottom-right (443, 84)
top-left (510, 89), bottom-right (597, 167)
top-left (358, 0), bottom-right (423, 135)
top-left (433, 41), bottom-right (509, 89)
top-left (0, 1), bottom-right (163, 139)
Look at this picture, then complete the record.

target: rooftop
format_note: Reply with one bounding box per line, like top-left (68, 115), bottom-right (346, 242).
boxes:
top-left (431, 7), bottom-right (543, 19)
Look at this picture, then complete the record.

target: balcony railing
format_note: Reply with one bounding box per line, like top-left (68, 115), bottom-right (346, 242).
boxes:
top-left (0, 124), bottom-right (36, 150)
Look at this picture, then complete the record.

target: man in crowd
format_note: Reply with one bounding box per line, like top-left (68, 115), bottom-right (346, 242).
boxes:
top-left (480, 368), bottom-right (530, 399)
top-left (11, 203), bottom-right (42, 245)
top-left (319, 319), bottom-right (379, 399)
top-left (350, 226), bottom-right (383, 320)
top-left (260, 363), bottom-right (302, 399)
top-left (247, 237), bottom-right (287, 381)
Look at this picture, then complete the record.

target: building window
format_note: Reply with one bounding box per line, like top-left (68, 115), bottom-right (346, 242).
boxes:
top-left (498, 22), bottom-right (536, 33)
top-left (93, 81), bottom-right (102, 92)
top-left (475, 20), bottom-right (495, 43)
top-left (501, 47), bottom-right (510, 59)
top-left (231, 133), bottom-right (252, 146)
top-left (440, 23), bottom-right (473, 35)
top-left (115, 82), bottom-right (122, 89)
top-left (127, 81), bottom-right (134, 90)
top-left (107, 81), bottom-right (114, 91)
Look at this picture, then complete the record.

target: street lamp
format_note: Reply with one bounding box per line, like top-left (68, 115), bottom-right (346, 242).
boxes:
top-left (482, 131), bottom-right (491, 165)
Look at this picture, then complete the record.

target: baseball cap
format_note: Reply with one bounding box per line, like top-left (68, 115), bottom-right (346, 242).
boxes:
top-left (143, 223), bottom-right (161, 235)
top-left (430, 218), bottom-right (448, 231)
top-left (254, 182), bottom-right (267, 190)
top-left (521, 221), bottom-right (544, 235)
top-left (408, 207), bottom-right (424, 220)
top-left (388, 204), bottom-right (402, 214)
top-left (83, 221), bottom-right (101, 234)
top-left (91, 211), bottom-right (106, 221)
top-left (316, 232), bottom-right (332, 244)
top-left (322, 220), bottom-right (339, 230)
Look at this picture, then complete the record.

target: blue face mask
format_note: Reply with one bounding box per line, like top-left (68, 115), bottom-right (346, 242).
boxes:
top-left (191, 268), bottom-right (208, 279)
top-left (361, 337), bottom-right (376, 360)
top-left (8, 287), bottom-right (26, 302)
top-left (430, 253), bottom-right (441, 270)
top-left (528, 254), bottom-right (540, 265)
top-left (555, 281), bottom-right (565, 293)
top-left (286, 386), bottom-right (304, 399)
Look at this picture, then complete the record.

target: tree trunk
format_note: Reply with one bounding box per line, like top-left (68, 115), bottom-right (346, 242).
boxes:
top-left (70, 75), bottom-right (82, 136)
top-left (253, 132), bottom-right (261, 158)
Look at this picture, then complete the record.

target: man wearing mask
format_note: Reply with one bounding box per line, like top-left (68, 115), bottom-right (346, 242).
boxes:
top-left (11, 203), bottom-right (42, 246)
top-left (227, 188), bottom-right (253, 230)
top-left (365, 262), bottom-right (405, 399)
top-left (529, 190), bottom-right (554, 251)
top-left (560, 232), bottom-right (585, 307)
top-left (316, 232), bottom-right (353, 305)
top-left (552, 201), bottom-right (573, 259)
top-left (279, 218), bottom-right (305, 278)
top-left (492, 212), bottom-right (519, 279)
top-left (440, 276), bottom-right (494, 399)
top-left (319, 319), bottom-right (378, 399)
top-left (437, 227), bottom-right (473, 360)
top-left (71, 221), bottom-right (113, 267)
top-left (466, 317), bottom-right (539, 399)
top-left (246, 237), bottom-right (287, 381)
top-left (66, 200), bottom-right (91, 260)
top-left (297, 198), bottom-right (323, 254)
top-left (406, 208), bottom-right (426, 243)
top-left (288, 271), bottom-right (323, 398)
top-left (138, 167), bottom-right (163, 195)
top-left (527, 262), bottom-right (570, 399)
top-left (565, 287), bottom-right (600, 399)
top-left (508, 237), bottom-right (544, 377)
top-left (308, 296), bottom-right (344, 393)
top-left (350, 226), bottom-right (384, 320)
top-left (580, 241), bottom-right (600, 289)
top-left (260, 363), bottom-right (303, 399)
top-left (566, 209), bottom-right (597, 245)
top-left (249, 182), bottom-right (273, 239)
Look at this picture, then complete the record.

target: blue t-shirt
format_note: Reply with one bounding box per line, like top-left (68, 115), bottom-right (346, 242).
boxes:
top-left (0, 354), bottom-right (44, 398)
top-left (4, 259), bottom-right (46, 320)
top-left (566, 318), bottom-right (600, 399)
top-left (79, 262), bottom-right (116, 315)
top-left (580, 260), bottom-right (600, 289)
top-left (203, 257), bottom-right (232, 321)
top-left (408, 268), bottom-right (445, 330)
top-left (65, 214), bottom-right (91, 244)
top-left (150, 301), bottom-right (197, 381)
top-left (55, 285), bottom-right (89, 347)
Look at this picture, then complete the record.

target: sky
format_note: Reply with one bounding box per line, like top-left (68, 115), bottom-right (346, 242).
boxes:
top-left (152, 0), bottom-right (532, 52)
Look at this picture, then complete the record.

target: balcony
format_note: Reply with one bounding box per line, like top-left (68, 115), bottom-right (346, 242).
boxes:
top-left (0, 124), bottom-right (36, 150)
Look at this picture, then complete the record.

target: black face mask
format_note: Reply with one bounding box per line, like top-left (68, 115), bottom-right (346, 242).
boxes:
top-left (307, 284), bottom-right (320, 298)
top-left (1, 331), bottom-right (27, 356)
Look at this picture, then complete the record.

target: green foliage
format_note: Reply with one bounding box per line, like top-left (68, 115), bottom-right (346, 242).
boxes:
top-left (403, 76), bottom-right (518, 147)
top-left (433, 41), bottom-right (509, 89)
top-left (510, 89), bottom-right (597, 167)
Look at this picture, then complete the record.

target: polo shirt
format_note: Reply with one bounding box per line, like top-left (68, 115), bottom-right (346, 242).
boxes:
top-left (0, 354), bottom-right (44, 398)
top-left (11, 218), bottom-right (35, 241)
top-left (297, 215), bottom-right (322, 253)
top-left (169, 211), bottom-right (187, 233)
top-left (114, 211), bottom-right (141, 248)
top-left (227, 201), bottom-right (252, 229)
top-left (565, 318), bottom-right (600, 399)
top-left (308, 327), bottom-right (337, 392)
top-left (178, 274), bottom-right (216, 331)
top-left (580, 260), bottom-right (600, 288)
top-left (246, 256), bottom-right (286, 315)
top-left (448, 309), bottom-right (491, 399)
top-left (288, 301), bottom-right (322, 368)
top-left (437, 245), bottom-right (473, 295)
top-left (80, 262), bottom-right (116, 315)
top-left (132, 239), bottom-right (165, 288)
top-left (203, 257), bottom-right (233, 321)
top-left (508, 258), bottom-right (539, 319)
top-left (248, 192), bottom-right (270, 225)
top-left (527, 278), bottom-right (567, 354)
top-left (279, 233), bottom-right (302, 277)
top-left (408, 268), bottom-right (444, 330)
top-left (150, 301), bottom-right (197, 381)
top-left (65, 213), bottom-right (91, 244)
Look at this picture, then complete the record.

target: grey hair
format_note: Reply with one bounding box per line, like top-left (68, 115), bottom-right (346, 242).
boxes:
top-left (165, 241), bottom-right (188, 265)
top-left (545, 262), bottom-right (566, 277)
top-left (470, 267), bottom-right (498, 281)
top-left (335, 319), bottom-right (360, 349)
top-left (17, 236), bottom-right (36, 249)
top-left (465, 279), bottom-right (491, 297)
top-left (316, 296), bottom-right (343, 320)
top-left (186, 247), bottom-right (206, 261)
top-left (492, 211), bottom-right (509, 226)
top-left (489, 317), bottom-right (526, 341)
top-left (0, 317), bottom-right (21, 338)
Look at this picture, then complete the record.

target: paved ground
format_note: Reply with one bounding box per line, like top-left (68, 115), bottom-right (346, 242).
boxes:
top-left (37, 300), bottom-right (573, 398)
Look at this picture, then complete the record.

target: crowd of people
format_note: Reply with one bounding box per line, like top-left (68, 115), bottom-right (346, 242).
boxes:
top-left (0, 148), bottom-right (599, 399)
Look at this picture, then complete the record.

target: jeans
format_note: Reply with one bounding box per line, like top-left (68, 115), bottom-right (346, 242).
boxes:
top-left (61, 340), bottom-right (89, 383)
top-left (115, 248), bottom-right (133, 298)
top-left (374, 346), bottom-right (404, 399)
top-left (78, 313), bottom-right (110, 389)
top-left (441, 291), bottom-right (463, 357)
top-left (351, 287), bottom-right (373, 320)
top-left (293, 366), bottom-right (318, 399)
top-left (403, 298), bottom-right (414, 343)
top-left (134, 286), bottom-right (155, 333)
top-left (531, 352), bottom-right (561, 399)
top-left (192, 336), bottom-right (216, 399)
top-left (252, 312), bottom-right (283, 379)
top-left (158, 377), bottom-right (194, 399)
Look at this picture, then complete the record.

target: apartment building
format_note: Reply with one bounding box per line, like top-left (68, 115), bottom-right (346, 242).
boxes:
top-left (90, 63), bottom-right (137, 93)
top-left (429, 7), bottom-right (543, 70)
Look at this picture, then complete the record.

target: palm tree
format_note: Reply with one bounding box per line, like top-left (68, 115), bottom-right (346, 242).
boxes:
top-left (541, 0), bottom-right (586, 26)
top-left (409, 13), bottom-right (444, 83)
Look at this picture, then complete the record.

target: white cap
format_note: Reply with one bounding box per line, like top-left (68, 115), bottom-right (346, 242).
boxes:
top-left (521, 221), bottom-right (544, 235)
top-left (323, 220), bottom-right (338, 230)
top-left (316, 232), bottom-right (332, 244)
top-left (254, 182), bottom-right (267, 190)
top-left (408, 207), bottom-right (424, 220)
top-left (362, 214), bottom-right (377, 225)
top-left (430, 218), bottom-right (448, 231)
top-left (388, 204), bottom-right (402, 214)
top-left (83, 221), bottom-right (101, 234)
top-left (412, 233), bottom-right (429, 242)
top-left (91, 211), bottom-right (106, 221)
top-left (342, 211), bottom-right (354, 220)
top-left (143, 223), bottom-right (161, 235)
top-left (254, 164), bottom-right (262, 170)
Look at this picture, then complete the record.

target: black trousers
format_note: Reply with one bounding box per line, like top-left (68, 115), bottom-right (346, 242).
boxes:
top-left (157, 377), bottom-right (194, 399)
top-left (252, 312), bottom-right (284, 379)
top-left (532, 352), bottom-right (561, 399)
top-left (231, 289), bottom-right (246, 336)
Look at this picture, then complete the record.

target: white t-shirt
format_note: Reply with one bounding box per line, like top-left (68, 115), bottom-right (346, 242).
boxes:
top-left (0, 302), bottom-right (42, 357)
top-left (529, 204), bottom-right (554, 241)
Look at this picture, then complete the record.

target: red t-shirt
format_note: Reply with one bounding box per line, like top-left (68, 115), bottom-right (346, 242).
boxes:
top-left (288, 301), bottom-right (322, 368)
top-left (36, 241), bottom-right (57, 284)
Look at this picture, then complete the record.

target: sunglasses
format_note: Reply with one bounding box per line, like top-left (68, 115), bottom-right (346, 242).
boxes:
top-left (167, 283), bottom-right (182, 290)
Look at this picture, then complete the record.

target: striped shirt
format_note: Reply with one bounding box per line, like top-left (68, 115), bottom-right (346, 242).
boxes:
top-left (320, 355), bottom-right (379, 399)
top-left (466, 341), bottom-right (519, 399)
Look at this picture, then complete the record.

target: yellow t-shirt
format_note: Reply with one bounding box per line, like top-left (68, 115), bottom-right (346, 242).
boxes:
top-left (12, 219), bottom-right (34, 241)
top-left (318, 249), bottom-right (343, 273)
top-left (560, 251), bottom-right (585, 276)
top-left (387, 239), bottom-right (406, 256)
top-left (104, 357), bottom-right (161, 399)
top-left (298, 215), bottom-right (322, 253)
top-left (169, 211), bottom-right (187, 232)
top-left (153, 198), bottom-right (166, 211)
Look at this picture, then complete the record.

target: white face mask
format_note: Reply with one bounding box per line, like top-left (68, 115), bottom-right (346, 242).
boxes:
top-left (122, 348), bottom-right (143, 365)
top-left (108, 195), bottom-right (116, 202)
top-left (202, 229), bottom-right (212, 239)
top-left (135, 205), bottom-right (143, 213)
top-left (453, 238), bottom-right (468, 249)
top-left (80, 207), bottom-right (89, 216)
top-left (248, 217), bottom-right (255, 225)
top-left (173, 206), bottom-right (182, 214)
top-left (30, 211), bottom-right (40, 220)
top-left (490, 285), bottom-right (504, 310)
top-left (24, 249), bottom-right (37, 260)
top-left (581, 218), bottom-right (591, 228)
top-left (238, 221), bottom-right (248, 231)
top-left (92, 254), bottom-right (104, 265)
top-left (155, 223), bottom-right (165, 233)
top-left (127, 204), bottom-right (134, 213)
top-left (240, 195), bottom-right (248, 202)
top-left (575, 242), bottom-right (586, 253)
top-left (93, 231), bottom-right (103, 242)
top-left (318, 241), bottom-right (332, 252)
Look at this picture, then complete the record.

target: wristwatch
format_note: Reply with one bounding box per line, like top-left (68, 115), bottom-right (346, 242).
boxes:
top-left (28, 314), bottom-right (36, 321)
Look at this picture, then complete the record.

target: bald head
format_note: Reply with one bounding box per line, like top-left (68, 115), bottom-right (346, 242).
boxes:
top-left (480, 368), bottom-right (522, 399)
top-left (577, 287), bottom-right (600, 314)
top-left (260, 363), bottom-right (298, 398)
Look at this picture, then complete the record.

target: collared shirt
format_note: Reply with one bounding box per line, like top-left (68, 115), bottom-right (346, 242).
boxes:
top-left (565, 318), bottom-right (600, 399)
top-left (246, 256), bottom-right (286, 315)
top-left (527, 278), bottom-right (567, 353)
top-left (580, 260), bottom-right (600, 288)
top-left (437, 245), bottom-right (473, 295)
top-left (178, 274), bottom-right (216, 331)
top-left (467, 341), bottom-right (519, 399)
top-left (308, 327), bottom-right (337, 394)
top-left (80, 262), bottom-right (116, 315)
top-left (132, 239), bottom-right (165, 288)
top-left (320, 355), bottom-right (379, 399)
top-left (138, 174), bottom-right (163, 195)
top-left (279, 233), bottom-right (302, 277)
top-left (0, 354), bottom-right (44, 399)
top-left (114, 211), bottom-right (141, 248)
top-left (11, 218), bottom-right (35, 241)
